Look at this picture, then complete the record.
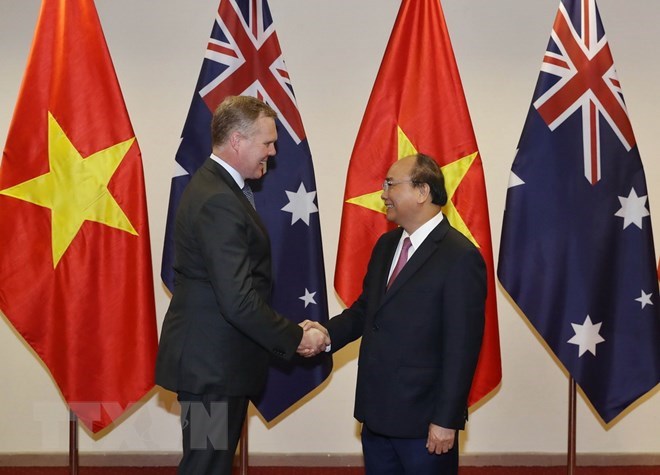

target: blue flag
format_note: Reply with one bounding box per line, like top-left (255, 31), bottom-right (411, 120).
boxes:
top-left (161, 0), bottom-right (331, 421)
top-left (498, 0), bottom-right (660, 423)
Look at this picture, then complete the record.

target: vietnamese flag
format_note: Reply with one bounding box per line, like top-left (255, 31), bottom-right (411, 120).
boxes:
top-left (0, 0), bottom-right (157, 433)
top-left (334, 0), bottom-right (501, 405)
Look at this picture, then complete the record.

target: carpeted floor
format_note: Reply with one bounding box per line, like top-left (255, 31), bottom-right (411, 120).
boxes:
top-left (0, 467), bottom-right (658, 475)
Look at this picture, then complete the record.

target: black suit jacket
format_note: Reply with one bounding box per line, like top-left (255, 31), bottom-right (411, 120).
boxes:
top-left (326, 218), bottom-right (486, 438)
top-left (155, 158), bottom-right (302, 397)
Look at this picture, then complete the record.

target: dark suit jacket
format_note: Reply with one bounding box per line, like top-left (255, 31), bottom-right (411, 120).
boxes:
top-left (155, 158), bottom-right (303, 397)
top-left (326, 218), bottom-right (486, 438)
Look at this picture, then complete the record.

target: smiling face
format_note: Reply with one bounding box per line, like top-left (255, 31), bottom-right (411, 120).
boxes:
top-left (234, 114), bottom-right (277, 180)
top-left (381, 157), bottom-right (422, 230)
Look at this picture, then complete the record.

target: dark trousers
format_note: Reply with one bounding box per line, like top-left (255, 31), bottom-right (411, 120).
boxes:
top-left (177, 392), bottom-right (248, 475)
top-left (361, 424), bottom-right (458, 475)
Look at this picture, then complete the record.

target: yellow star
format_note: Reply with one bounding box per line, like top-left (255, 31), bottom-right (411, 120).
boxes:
top-left (441, 151), bottom-right (479, 248)
top-left (345, 125), bottom-right (479, 248)
top-left (0, 112), bottom-right (138, 267)
top-left (346, 126), bottom-right (417, 213)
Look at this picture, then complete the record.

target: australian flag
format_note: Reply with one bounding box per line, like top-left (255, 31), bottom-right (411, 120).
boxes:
top-left (161, 0), bottom-right (332, 421)
top-left (498, 0), bottom-right (660, 423)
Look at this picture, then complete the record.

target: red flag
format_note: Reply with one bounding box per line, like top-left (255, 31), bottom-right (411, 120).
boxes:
top-left (334, 0), bottom-right (501, 405)
top-left (0, 0), bottom-right (157, 433)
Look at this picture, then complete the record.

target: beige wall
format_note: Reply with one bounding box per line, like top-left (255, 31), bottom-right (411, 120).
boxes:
top-left (0, 0), bottom-right (658, 457)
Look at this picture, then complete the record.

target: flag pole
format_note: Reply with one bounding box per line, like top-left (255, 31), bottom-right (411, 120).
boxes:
top-left (567, 377), bottom-right (576, 475)
top-left (239, 418), bottom-right (249, 474)
top-left (69, 410), bottom-right (79, 475)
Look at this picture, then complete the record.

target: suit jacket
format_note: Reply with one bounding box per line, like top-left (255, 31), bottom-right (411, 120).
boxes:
top-left (155, 158), bottom-right (302, 397)
top-left (326, 218), bottom-right (486, 438)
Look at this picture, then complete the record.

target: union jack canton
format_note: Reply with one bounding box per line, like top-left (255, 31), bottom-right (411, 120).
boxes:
top-left (533, 0), bottom-right (635, 185)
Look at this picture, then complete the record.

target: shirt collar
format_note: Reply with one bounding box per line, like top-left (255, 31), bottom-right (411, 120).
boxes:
top-left (210, 153), bottom-right (245, 188)
top-left (402, 211), bottom-right (444, 252)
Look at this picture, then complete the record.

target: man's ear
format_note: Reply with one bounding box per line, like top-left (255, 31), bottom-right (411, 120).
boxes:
top-left (417, 183), bottom-right (431, 204)
top-left (229, 131), bottom-right (242, 152)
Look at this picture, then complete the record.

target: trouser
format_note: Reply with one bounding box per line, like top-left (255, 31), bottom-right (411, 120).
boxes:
top-left (177, 391), bottom-right (249, 475)
top-left (361, 424), bottom-right (459, 475)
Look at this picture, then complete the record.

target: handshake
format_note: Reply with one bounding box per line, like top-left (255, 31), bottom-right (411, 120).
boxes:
top-left (297, 320), bottom-right (331, 357)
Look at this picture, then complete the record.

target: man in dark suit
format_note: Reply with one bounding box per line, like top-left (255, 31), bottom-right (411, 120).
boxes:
top-left (155, 95), bottom-right (328, 475)
top-left (305, 153), bottom-right (485, 474)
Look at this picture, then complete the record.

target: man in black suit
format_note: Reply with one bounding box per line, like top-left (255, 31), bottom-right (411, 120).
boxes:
top-left (156, 95), bottom-right (328, 475)
top-left (305, 153), bottom-right (485, 474)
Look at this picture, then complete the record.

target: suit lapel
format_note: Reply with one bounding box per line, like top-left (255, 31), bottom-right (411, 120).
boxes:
top-left (205, 158), bottom-right (270, 238)
top-left (379, 219), bottom-right (451, 306)
top-left (375, 229), bottom-right (403, 300)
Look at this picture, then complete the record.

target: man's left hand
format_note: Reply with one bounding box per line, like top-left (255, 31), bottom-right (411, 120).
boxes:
top-left (426, 423), bottom-right (455, 454)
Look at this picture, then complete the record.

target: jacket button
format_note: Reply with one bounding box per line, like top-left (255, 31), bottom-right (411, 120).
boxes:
top-left (372, 324), bottom-right (379, 331)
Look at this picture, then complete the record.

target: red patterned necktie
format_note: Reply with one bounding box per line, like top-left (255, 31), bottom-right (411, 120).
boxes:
top-left (387, 237), bottom-right (412, 290)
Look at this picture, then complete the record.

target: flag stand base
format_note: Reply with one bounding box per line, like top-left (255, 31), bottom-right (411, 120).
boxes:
top-left (567, 378), bottom-right (576, 475)
top-left (69, 410), bottom-right (78, 475)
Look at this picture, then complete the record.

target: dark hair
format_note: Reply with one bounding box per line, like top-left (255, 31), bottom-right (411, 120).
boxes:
top-left (211, 96), bottom-right (277, 146)
top-left (410, 153), bottom-right (448, 206)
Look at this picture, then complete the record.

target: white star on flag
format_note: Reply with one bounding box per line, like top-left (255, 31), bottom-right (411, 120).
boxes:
top-left (567, 315), bottom-right (605, 357)
top-left (508, 171), bottom-right (525, 189)
top-left (281, 182), bottom-right (318, 225)
top-left (635, 290), bottom-right (653, 309)
top-left (299, 288), bottom-right (317, 308)
top-left (173, 160), bottom-right (189, 178)
top-left (614, 188), bottom-right (650, 229)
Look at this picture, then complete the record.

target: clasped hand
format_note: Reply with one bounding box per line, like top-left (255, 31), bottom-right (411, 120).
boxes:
top-left (296, 320), bottom-right (331, 357)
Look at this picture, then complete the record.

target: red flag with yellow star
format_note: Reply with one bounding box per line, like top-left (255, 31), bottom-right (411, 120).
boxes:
top-left (0, 0), bottom-right (157, 433)
top-left (334, 0), bottom-right (501, 405)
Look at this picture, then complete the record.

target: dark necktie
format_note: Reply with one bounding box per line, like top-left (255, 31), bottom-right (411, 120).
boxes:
top-left (242, 183), bottom-right (256, 209)
top-left (387, 237), bottom-right (411, 290)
